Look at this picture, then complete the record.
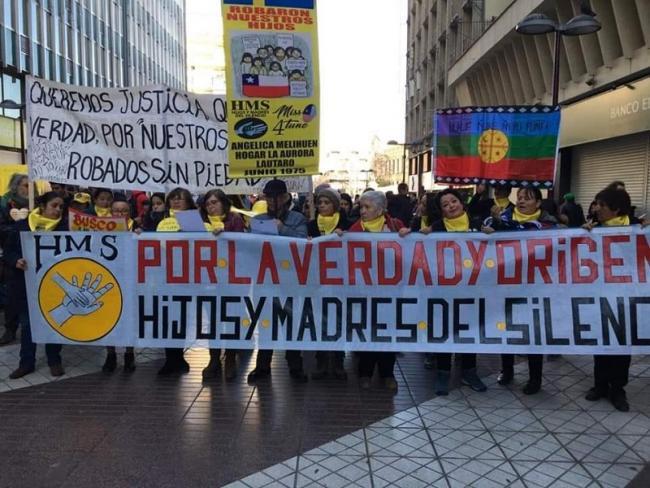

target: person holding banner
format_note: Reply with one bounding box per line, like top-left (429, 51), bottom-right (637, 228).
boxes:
top-left (403, 189), bottom-right (488, 395)
top-left (307, 187), bottom-right (350, 381)
top-left (141, 193), bottom-right (166, 231)
top-left (483, 187), bottom-right (559, 395)
top-left (199, 189), bottom-right (245, 381)
top-left (5, 192), bottom-right (67, 379)
top-left (89, 188), bottom-right (114, 217)
top-left (156, 188), bottom-right (197, 375)
top-left (583, 187), bottom-right (634, 412)
top-left (349, 191), bottom-right (406, 392)
top-left (102, 194), bottom-right (139, 374)
top-left (248, 179), bottom-right (309, 383)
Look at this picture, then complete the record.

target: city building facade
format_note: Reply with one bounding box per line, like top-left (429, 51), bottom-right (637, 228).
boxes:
top-left (0, 0), bottom-right (186, 164)
top-left (317, 149), bottom-right (375, 197)
top-left (406, 0), bottom-right (650, 213)
top-left (404, 0), bottom-right (511, 192)
top-left (448, 0), bottom-right (650, 213)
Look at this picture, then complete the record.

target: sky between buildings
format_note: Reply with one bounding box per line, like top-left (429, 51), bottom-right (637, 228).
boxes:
top-left (186, 0), bottom-right (407, 156)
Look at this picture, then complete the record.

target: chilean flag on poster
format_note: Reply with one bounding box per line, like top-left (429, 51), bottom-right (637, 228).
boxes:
top-left (242, 74), bottom-right (290, 98)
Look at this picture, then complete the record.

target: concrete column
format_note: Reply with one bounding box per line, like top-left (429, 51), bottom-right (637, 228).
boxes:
top-left (521, 36), bottom-right (546, 100)
top-left (512, 38), bottom-right (535, 103)
top-left (555, 1), bottom-right (587, 81)
top-left (591, 0), bottom-right (623, 66)
top-left (503, 44), bottom-right (526, 103)
top-left (610, 0), bottom-right (645, 58)
top-left (635, 0), bottom-right (650, 45)
top-left (533, 34), bottom-right (553, 99)
top-left (488, 59), bottom-right (508, 105)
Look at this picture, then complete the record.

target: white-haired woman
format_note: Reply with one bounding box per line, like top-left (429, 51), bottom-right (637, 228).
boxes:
top-left (348, 191), bottom-right (407, 391)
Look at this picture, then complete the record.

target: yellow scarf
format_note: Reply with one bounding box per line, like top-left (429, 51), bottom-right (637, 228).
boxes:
top-left (495, 197), bottom-right (511, 211)
top-left (420, 216), bottom-right (429, 229)
top-left (28, 208), bottom-right (61, 231)
top-left (208, 214), bottom-right (225, 231)
top-left (603, 215), bottom-right (630, 227)
top-left (317, 213), bottom-right (340, 235)
top-left (513, 208), bottom-right (541, 223)
top-left (94, 206), bottom-right (111, 217)
top-left (127, 219), bottom-right (134, 231)
top-left (361, 215), bottom-right (386, 233)
top-left (443, 212), bottom-right (470, 232)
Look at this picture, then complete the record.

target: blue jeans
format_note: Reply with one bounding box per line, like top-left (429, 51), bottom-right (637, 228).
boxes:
top-left (19, 310), bottom-right (62, 369)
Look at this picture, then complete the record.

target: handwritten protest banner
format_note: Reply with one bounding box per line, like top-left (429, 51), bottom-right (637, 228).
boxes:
top-left (25, 76), bottom-right (311, 194)
top-left (222, 0), bottom-right (320, 178)
top-left (24, 228), bottom-right (650, 353)
top-left (68, 208), bottom-right (128, 231)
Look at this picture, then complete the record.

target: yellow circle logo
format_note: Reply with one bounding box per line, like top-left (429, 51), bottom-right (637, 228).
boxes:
top-left (478, 129), bottom-right (509, 163)
top-left (38, 258), bottom-right (122, 342)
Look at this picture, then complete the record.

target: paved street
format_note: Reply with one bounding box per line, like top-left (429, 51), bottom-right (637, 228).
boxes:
top-left (1, 323), bottom-right (649, 487)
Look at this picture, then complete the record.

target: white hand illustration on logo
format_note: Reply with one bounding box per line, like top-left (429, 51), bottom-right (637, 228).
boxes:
top-left (49, 272), bottom-right (114, 326)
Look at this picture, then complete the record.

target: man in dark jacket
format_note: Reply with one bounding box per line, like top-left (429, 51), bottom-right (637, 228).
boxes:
top-left (387, 183), bottom-right (414, 227)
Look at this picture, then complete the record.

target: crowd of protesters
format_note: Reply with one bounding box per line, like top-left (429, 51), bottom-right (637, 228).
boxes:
top-left (0, 175), bottom-right (645, 412)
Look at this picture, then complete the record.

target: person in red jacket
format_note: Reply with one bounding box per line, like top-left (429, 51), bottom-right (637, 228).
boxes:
top-left (348, 191), bottom-right (407, 392)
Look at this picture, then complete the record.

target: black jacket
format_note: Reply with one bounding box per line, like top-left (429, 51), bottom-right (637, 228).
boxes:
top-left (4, 218), bottom-right (68, 310)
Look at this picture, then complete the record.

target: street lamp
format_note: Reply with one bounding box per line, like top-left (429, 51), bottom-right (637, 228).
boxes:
top-left (515, 11), bottom-right (601, 105)
top-left (0, 99), bottom-right (26, 165)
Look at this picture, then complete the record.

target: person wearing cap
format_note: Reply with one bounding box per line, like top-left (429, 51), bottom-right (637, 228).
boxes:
top-left (248, 179), bottom-right (309, 383)
top-left (69, 192), bottom-right (92, 213)
top-left (307, 187), bottom-right (350, 380)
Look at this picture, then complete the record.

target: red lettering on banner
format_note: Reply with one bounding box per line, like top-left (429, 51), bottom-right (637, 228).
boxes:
top-left (194, 240), bottom-right (218, 284)
top-left (570, 237), bottom-right (598, 283)
top-left (318, 241), bottom-right (343, 285)
top-left (408, 241), bottom-right (433, 285)
top-left (377, 241), bottom-right (403, 285)
top-left (290, 241), bottom-right (313, 284)
top-left (527, 238), bottom-right (553, 284)
top-left (166, 241), bottom-right (189, 284)
top-left (603, 235), bottom-right (632, 283)
top-left (466, 241), bottom-right (487, 285)
top-left (437, 241), bottom-right (462, 285)
top-left (558, 238), bottom-right (567, 283)
top-left (257, 242), bottom-right (279, 284)
top-left (137, 240), bottom-right (160, 283)
top-left (636, 234), bottom-right (650, 283)
top-left (347, 241), bottom-right (373, 285)
top-left (496, 240), bottom-right (523, 284)
top-left (228, 241), bottom-right (252, 284)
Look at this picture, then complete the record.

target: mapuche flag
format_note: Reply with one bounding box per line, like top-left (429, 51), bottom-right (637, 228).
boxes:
top-left (434, 106), bottom-right (561, 187)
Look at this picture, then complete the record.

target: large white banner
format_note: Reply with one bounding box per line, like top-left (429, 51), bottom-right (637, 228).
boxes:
top-left (23, 228), bottom-right (650, 354)
top-left (25, 76), bottom-right (310, 194)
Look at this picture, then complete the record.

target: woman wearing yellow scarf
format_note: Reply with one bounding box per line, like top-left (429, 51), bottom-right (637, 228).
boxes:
top-left (349, 191), bottom-right (407, 392)
top-left (199, 189), bottom-right (245, 381)
top-left (307, 187), bottom-right (350, 381)
top-left (484, 187), bottom-right (560, 395)
top-left (583, 187), bottom-right (634, 412)
top-left (426, 189), bottom-right (488, 396)
top-left (6, 192), bottom-right (67, 379)
top-left (101, 194), bottom-right (140, 374)
top-left (156, 187), bottom-right (197, 375)
top-left (91, 188), bottom-right (113, 217)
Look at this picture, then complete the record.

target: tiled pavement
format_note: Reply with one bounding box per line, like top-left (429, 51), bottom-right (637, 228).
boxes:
top-left (1, 323), bottom-right (649, 487)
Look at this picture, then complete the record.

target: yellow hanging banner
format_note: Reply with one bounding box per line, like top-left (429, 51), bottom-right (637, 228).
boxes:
top-left (221, 0), bottom-right (320, 178)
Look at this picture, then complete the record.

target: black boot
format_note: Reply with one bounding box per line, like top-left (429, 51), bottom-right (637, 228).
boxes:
top-left (102, 353), bottom-right (117, 373)
top-left (311, 352), bottom-right (328, 380)
top-left (0, 327), bottom-right (16, 346)
top-left (124, 352), bottom-right (136, 373)
top-left (202, 349), bottom-right (222, 380)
